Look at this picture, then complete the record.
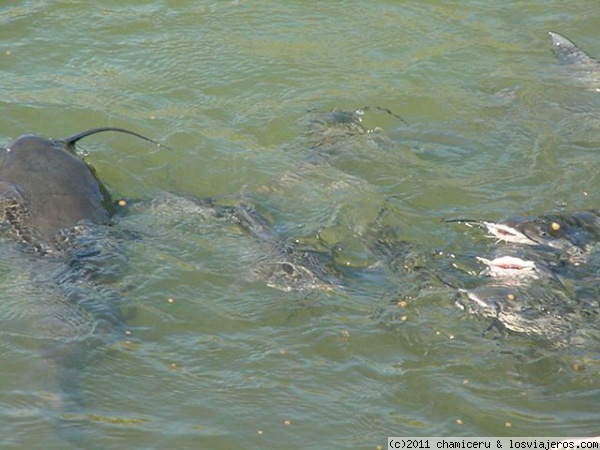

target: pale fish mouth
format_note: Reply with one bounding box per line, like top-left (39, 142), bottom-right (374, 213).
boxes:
top-left (481, 222), bottom-right (540, 245)
top-left (476, 255), bottom-right (538, 279)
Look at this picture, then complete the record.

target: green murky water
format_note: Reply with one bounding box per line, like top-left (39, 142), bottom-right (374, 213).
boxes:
top-left (1, 1), bottom-right (599, 448)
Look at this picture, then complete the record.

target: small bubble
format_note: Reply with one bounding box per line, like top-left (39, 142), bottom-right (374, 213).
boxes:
top-left (167, 297), bottom-right (175, 304)
top-left (257, 430), bottom-right (263, 435)
top-left (283, 420), bottom-right (291, 426)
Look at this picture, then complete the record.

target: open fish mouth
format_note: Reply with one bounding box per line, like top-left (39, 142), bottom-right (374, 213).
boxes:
top-left (443, 218), bottom-right (542, 245)
top-left (445, 216), bottom-right (592, 260)
top-left (476, 255), bottom-right (538, 280)
top-left (480, 221), bottom-right (541, 245)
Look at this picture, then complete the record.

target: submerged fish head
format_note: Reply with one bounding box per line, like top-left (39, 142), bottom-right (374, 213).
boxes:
top-left (1, 135), bottom-right (111, 253)
top-left (456, 284), bottom-right (576, 339)
top-left (518, 215), bottom-right (596, 259)
top-left (265, 260), bottom-right (340, 292)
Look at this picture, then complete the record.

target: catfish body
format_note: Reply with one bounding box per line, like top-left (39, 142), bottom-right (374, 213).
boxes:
top-left (0, 127), bottom-right (163, 253)
top-left (0, 134), bottom-right (110, 252)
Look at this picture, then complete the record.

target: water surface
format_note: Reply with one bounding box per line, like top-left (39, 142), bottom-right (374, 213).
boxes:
top-left (1, 1), bottom-right (599, 448)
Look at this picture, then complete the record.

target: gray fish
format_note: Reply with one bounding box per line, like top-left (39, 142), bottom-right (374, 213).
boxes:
top-left (446, 210), bottom-right (600, 343)
top-left (214, 202), bottom-right (343, 292)
top-left (304, 107), bottom-right (401, 164)
top-left (548, 31), bottom-right (600, 91)
top-left (126, 190), bottom-right (344, 293)
top-left (455, 283), bottom-right (577, 342)
top-left (0, 127), bottom-right (165, 443)
top-left (0, 127), bottom-right (165, 254)
top-left (446, 210), bottom-right (600, 262)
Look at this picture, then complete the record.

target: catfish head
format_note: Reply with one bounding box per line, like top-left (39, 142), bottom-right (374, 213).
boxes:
top-left (0, 127), bottom-right (166, 253)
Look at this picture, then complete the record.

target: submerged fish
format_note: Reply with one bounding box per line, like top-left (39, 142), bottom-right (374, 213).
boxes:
top-left (304, 107), bottom-right (400, 164)
top-left (0, 127), bottom-right (164, 443)
top-left (444, 208), bottom-right (600, 342)
top-left (0, 127), bottom-right (165, 254)
top-left (548, 31), bottom-right (600, 91)
top-left (454, 283), bottom-right (578, 342)
top-left (446, 210), bottom-right (600, 260)
top-left (215, 202), bottom-right (343, 292)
